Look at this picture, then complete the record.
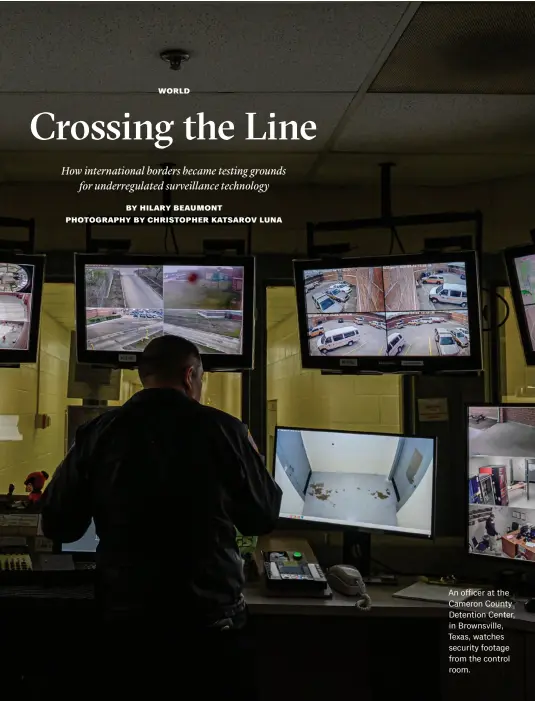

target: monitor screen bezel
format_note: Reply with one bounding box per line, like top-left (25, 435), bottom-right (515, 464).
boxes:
top-left (503, 243), bottom-right (535, 366)
top-left (293, 250), bottom-right (482, 374)
top-left (74, 253), bottom-right (255, 371)
top-left (466, 402), bottom-right (535, 568)
top-left (273, 425), bottom-right (437, 539)
top-left (0, 253), bottom-right (45, 365)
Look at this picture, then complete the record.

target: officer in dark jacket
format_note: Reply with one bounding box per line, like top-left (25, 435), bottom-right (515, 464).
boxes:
top-left (41, 335), bottom-right (281, 698)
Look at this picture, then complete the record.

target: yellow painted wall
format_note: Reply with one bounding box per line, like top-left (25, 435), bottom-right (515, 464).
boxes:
top-left (0, 310), bottom-right (70, 490)
top-left (202, 372), bottom-right (241, 419)
top-left (0, 284), bottom-right (141, 492)
top-left (501, 287), bottom-right (535, 402)
top-left (267, 287), bottom-right (402, 435)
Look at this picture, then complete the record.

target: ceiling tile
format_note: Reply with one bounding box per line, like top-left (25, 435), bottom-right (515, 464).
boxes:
top-left (371, 2), bottom-right (535, 94)
top-left (0, 3), bottom-right (408, 92)
top-left (318, 153), bottom-right (535, 185)
top-left (333, 94), bottom-right (535, 154)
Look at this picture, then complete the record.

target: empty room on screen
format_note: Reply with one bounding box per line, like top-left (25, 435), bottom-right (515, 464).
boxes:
top-left (275, 430), bottom-right (434, 534)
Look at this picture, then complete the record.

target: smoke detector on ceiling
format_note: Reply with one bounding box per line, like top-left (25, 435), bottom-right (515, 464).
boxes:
top-left (160, 49), bottom-right (190, 71)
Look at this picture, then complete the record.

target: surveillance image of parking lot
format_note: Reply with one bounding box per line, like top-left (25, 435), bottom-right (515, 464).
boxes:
top-left (307, 313), bottom-right (387, 356)
top-left (164, 309), bottom-right (242, 354)
top-left (85, 265), bottom-right (163, 309)
top-left (303, 267), bottom-right (384, 315)
top-left (86, 308), bottom-right (163, 351)
top-left (385, 311), bottom-right (470, 357)
top-left (384, 262), bottom-right (468, 312)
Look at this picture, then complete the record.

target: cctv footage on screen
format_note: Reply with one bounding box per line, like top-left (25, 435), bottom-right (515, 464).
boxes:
top-left (303, 262), bottom-right (471, 358)
top-left (468, 406), bottom-right (535, 562)
top-left (0, 262), bottom-right (35, 351)
top-left (513, 253), bottom-right (535, 351)
top-left (275, 428), bottom-right (434, 536)
top-left (84, 264), bottom-right (244, 354)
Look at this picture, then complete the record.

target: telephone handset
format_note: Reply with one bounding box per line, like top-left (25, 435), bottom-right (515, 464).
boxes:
top-left (327, 564), bottom-right (372, 610)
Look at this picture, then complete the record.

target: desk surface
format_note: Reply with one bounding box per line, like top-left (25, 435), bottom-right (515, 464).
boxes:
top-left (503, 529), bottom-right (535, 553)
top-left (0, 581), bottom-right (534, 631)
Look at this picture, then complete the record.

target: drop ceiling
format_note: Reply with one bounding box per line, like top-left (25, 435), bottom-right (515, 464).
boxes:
top-left (0, 2), bottom-right (533, 186)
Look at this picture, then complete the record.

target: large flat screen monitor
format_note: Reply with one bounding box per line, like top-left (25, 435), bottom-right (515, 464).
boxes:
top-left (504, 244), bottom-right (535, 365)
top-left (468, 405), bottom-right (535, 563)
top-left (293, 251), bottom-right (482, 373)
top-left (274, 427), bottom-right (436, 537)
top-left (0, 254), bottom-right (45, 364)
top-left (74, 254), bottom-right (255, 370)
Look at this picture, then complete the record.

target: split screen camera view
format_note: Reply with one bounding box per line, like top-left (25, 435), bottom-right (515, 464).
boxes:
top-left (84, 264), bottom-right (244, 354)
top-left (303, 262), bottom-right (471, 358)
top-left (513, 254), bottom-right (535, 351)
top-left (275, 428), bottom-right (434, 536)
top-left (468, 406), bottom-right (535, 563)
top-left (0, 262), bottom-right (35, 351)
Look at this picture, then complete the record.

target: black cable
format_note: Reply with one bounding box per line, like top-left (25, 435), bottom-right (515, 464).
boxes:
top-left (388, 225), bottom-right (406, 255)
top-left (163, 224), bottom-right (179, 254)
top-left (170, 225), bottom-right (179, 254)
top-left (481, 287), bottom-right (510, 332)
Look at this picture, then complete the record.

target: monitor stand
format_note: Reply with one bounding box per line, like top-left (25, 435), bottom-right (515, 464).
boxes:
top-left (342, 531), bottom-right (398, 585)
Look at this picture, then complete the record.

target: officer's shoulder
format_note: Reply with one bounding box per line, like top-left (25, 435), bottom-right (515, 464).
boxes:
top-left (198, 403), bottom-right (246, 435)
top-left (78, 407), bottom-right (121, 435)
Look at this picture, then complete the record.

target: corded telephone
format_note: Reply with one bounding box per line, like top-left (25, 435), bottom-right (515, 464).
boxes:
top-left (327, 564), bottom-right (372, 610)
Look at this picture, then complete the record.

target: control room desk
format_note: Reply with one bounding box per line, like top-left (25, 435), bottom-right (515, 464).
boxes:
top-left (502, 529), bottom-right (535, 560)
top-left (0, 583), bottom-right (534, 700)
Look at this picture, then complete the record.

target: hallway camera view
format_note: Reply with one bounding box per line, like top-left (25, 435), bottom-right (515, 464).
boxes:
top-left (468, 405), bottom-right (535, 562)
top-left (274, 428), bottom-right (434, 536)
top-left (0, 263), bottom-right (33, 294)
top-left (0, 265), bottom-right (34, 351)
top-left (84, 264), bottom-right (244, 354)
top-left (301, 262), bottom-right (471, 358)
top-left (513, 253), bottom-right (535, 350)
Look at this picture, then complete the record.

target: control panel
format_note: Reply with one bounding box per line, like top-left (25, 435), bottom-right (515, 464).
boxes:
top-left (0, 553), bottom-right (32, 573)
top-left (262, 550), bottom-right (328, 593)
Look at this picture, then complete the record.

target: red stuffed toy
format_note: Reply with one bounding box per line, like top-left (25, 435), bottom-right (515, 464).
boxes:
top-left (24, 471), bottom-right (49, 503)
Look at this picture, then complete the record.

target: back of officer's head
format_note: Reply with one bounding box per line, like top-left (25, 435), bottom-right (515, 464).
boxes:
top-left (138, 335), bottom-right (203, 401)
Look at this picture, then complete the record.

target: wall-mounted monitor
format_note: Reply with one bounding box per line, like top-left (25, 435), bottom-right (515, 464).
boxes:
top-left (504, 244), bottom-right (535, 365)
top-left (467, 404), bottom-right (535, 564)
top-left (74, 254), bottom-right (255, 371)
top-left (274, 426), bottom-right (436, 538)
top-left (0, 254), bottom-right (45, 364)
top-left (293, 251), bottom-right (482, 373)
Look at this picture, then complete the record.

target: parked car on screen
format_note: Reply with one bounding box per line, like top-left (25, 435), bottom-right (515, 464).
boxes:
top-left (387, 333), bottom-right (405, 356)
top-left (308, 325), bottom-right (324, 337)
top-left (424, 275), bottom-right (445, 285)
top-left (434, 328), bottom-right (460, 356)
top-left (429, 283), bottom-right (468, 307)
top-left (327, 288), bottom-right (350, 303)
top-left (451, 328), bottom-right (470, 347)
top-left (312, 293), bottom-right (343, 314)
top-left (317, 326), bottom-right (359, 354)
top-left (407, 319), bottom-right (421, 326)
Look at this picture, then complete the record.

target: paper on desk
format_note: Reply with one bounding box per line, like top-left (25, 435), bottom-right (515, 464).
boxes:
top-left (393, 582), bottom-right (474, 604)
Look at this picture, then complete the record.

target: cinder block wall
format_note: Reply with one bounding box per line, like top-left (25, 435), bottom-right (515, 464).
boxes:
top-left (267, 287), bottom-right (402, 434)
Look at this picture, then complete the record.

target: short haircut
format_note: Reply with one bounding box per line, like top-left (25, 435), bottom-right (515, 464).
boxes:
top-left (138, 335), bottom-right (201, 384)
